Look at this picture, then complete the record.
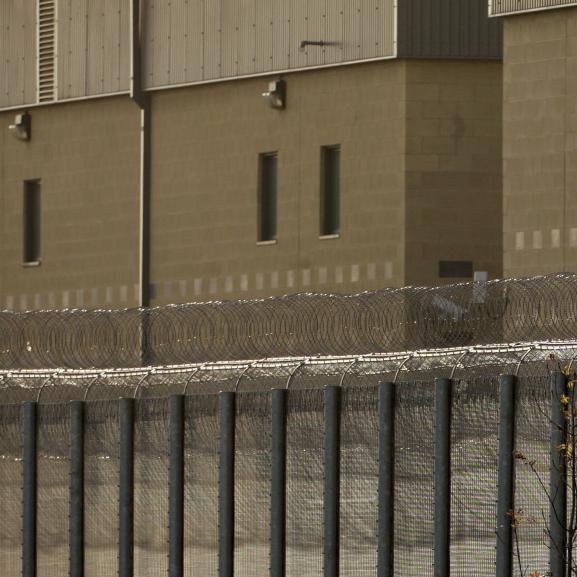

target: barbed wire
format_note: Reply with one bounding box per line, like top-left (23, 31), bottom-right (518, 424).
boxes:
top-left (0, 340), bottom-right (573, 404)
top-left (1, 273), bottom-right (577, 369)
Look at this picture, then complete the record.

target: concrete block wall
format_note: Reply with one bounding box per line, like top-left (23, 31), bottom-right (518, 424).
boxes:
top-left (405, 60), bottom-right (503, 284)
top-left (503, 8), bottom-right (577, 276)
top-left (0, 59), bottom-right (504, 310)
top-left (149, 62), bottom-right (407, 303)
top-left (0, 98), bottom-right (141, 310)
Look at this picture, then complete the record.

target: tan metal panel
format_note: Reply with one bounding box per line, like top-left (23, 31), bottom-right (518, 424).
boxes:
top-left (0, 0), bottom-right (14, 107)
top-left (153, 0), bottom-right (170, 87)
top-left (490, 0), bottom-right (577, 15)
top-left (254, 0), bottom-right (273, 73)
top-left (203, 0), bottom-right (221, 80)
top-left (169, 0), bottom-right (187, 84)
top-left (324, 0), bottom-right (344, 65)
top-left (238, 0), bottom-right (257, 76)
top-left (360, 0), bottom-right (381, 59)
top-left (343, 0), bottom-right (362, 61)
top-left (86, 1), bottom-right (105, 94)
top-left (184, 0), bottom-right (204, 82)
top-left (143, 0), bottom-right (155, 89)
top-left (271, 0), bottom-right (290, 70)
top-left (58, 0), bottom-right (90, 99)
top-left (119, 0), bottom-right (130, 91)
top-left (23, 0), bottom-right (37, 104)
top-left (305, 0), bottom-right (326, 67)
top-left (220, 0), bottom-right (238, 78)
top-left (0, 1), bottom-right (36, 108)
top-left (289, 0), bottom-right (308, 68)
top-left (102, 0), bottom-right (121, 93)
top-left (57, 0), bottom-right (71, 99)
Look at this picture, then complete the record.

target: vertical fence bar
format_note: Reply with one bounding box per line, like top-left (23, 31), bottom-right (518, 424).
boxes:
top-left (496, 375), bottom-right (516, 577)
top-left (70, 401), bottom-right (85, 577)
top-left (378, 382), bottom-right (395, 577)
top-left (22, 401), bottom-right (37, 577)
top-left (271, 389), bottom-right (287, 577)
top-left (550, 372), bottom-right (568, 577)
top-left (434, 378), bottom-right (451, 577)
top-left (169, 395), bottom-right (185, 577)
top-left (119, 398), bottom-right (135, 577)
top-left (324, 386), bottom-right (341, 577)
top-left (219, 391), bottom-right (235, 577)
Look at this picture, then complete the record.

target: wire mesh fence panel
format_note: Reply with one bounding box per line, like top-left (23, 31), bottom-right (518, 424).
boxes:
top-left (134, 398), bottom-right (170, 577)
top-left (340, 386), bottom-right (379, 577)
top-left (184, 395), bottom-right (220, 577)
top-left (84, 400), bottom-right (120, 577)
top-left (450, 378), bottom-right (499, 576)
top-left (0, 404), bottom-right (22, 577)
top-left (234, 391), bottom-right (272, 577)
top-left (394, 380), bottom-right (435, 577)
top-left (286, 388), bottom-right (324, 577)
top-left (36, 403), bottom-right (69, 577)
top-left (513, 375), bottom-right (550, 577)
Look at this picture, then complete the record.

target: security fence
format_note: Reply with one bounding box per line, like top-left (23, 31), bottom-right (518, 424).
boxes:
top-left (0, 372), bottom-right (568, 577)
top-left (3, 273), bottom-right (577, 369)
top-left (0, 340), bottom-right (573, 404)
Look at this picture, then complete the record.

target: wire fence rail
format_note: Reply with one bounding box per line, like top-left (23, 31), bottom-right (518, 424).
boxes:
top-left (2, 273), bottom-right (577, 369)
top-left (0, 373), bottom-right (564, 577)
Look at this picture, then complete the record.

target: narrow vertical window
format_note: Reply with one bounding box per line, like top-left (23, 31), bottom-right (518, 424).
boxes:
top-left (23, 180), bottom-right (41, 264)
top-left (321, 145), bottom-right (340, 236)
top-left (258, 152), bottom-right (278, 242)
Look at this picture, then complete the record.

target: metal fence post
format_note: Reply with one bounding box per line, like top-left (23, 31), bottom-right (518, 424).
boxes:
top-left (119, 398), bottom-right (135, 577)
top-left (378, 382), bottom-right (395, 577)
top-left (219, 391), bottom-right (235, 577)
top-left (169, 395), bottom-right (185, 577)
top-left (434, 378), bottom-right (451, 577)
top-left (271, 389), bottom-right (287, 577)
top-left (496, 375), bottom-right (516, 577)
top-left (550, 372), bottom-right (568, 577)
top-left (70, 401), bottom-right (85, 577)
top-left (324, 386), bottom-right (340, 577)
top-left (22, 401), bottom-right (37, 577)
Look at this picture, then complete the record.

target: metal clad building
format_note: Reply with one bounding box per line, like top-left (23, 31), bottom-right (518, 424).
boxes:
top-left (57, 0), bottom-right (130, 100)
top-left (0, 1), bottom-right (37, 109)
top-left (490, 0), bottom-right (577, 16)
top-left (0, 0), bottom-right (503, 109)
top-left (398, 0), bottom-right (502, 58)
top-left (141, 0), bottom-right (396, 89)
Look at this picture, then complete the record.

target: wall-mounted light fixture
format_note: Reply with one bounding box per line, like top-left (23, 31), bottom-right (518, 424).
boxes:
top-left (9, 112), bottom-right (31, 141)
top-left (262, 79), bottom-right (286, 110)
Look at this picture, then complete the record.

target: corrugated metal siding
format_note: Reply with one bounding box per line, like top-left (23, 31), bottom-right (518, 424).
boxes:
top-left (0, 1), bottom-right (36, 108)
top-left (142, 0), bottom-right (396, 89)
top-left (397, 0), bottom-right (503, 59)
top-left (58, 0), bottom-right (129, 100)
top-left (490, 0), bottom-right (577, 15)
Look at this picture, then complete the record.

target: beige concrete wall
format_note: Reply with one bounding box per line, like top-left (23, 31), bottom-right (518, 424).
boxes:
top-left (0, 57), bottom-right (505, 311)
top-left (503, 8), bottom-right (577, 276)
top-left (0, 97), bottom-right (141, 310)
top-left (405, 60), bottom-right (503, 285)
top-left (149, 61), bottom-right (407, 303)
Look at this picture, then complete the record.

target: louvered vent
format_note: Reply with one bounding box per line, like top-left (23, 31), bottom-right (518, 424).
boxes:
top-left (37, 0), bottom-right (56, 102)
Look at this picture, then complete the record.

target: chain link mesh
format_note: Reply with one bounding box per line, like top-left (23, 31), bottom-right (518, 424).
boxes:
top-left (37, 403), bottom-right (69, 577)
top-left (0, 404), bottom-right (21, 577)
top-left (450, 378), bottom-right (499, 576)
top-left (184, 395), bottom-right (219, 577)
top-left (84, 400), bottom-right (119, 577)
top-left (134, 398), bottom-right (169, 577)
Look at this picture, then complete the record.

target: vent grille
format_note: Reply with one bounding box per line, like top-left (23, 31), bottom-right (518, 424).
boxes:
top-left (37, 0), bottom-right (56, 102)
